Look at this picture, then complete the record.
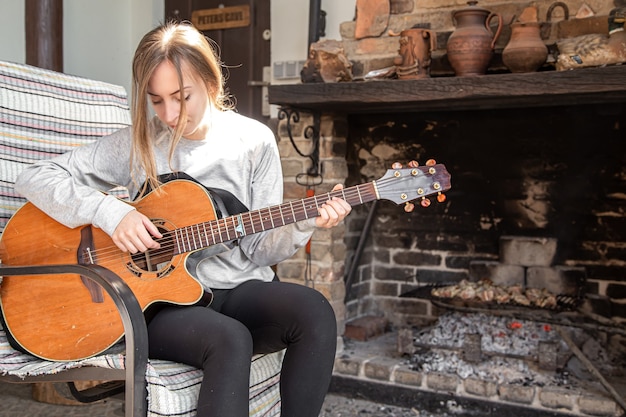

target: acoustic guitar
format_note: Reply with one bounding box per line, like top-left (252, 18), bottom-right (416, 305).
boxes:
top-left (0, 163), bottom-right (450, 361)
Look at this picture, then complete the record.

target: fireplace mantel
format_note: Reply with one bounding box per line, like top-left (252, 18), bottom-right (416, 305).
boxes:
top-left (268, 65), bottom-right (626, 114)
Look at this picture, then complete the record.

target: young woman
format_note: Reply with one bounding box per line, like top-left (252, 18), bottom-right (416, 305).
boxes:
top-left (15, 21), bottom-right (351, 417)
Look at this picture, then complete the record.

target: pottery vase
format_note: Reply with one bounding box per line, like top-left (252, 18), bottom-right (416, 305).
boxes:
top-left (394, 28), bottom-right (437, 79)
top-left (502, 22), bottom-right (548, 73)
top-left (446, 1), bottom-right (503, 77)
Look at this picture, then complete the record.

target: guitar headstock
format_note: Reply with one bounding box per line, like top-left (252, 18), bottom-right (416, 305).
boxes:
top-left (375, 160), bottom-right (451, 210)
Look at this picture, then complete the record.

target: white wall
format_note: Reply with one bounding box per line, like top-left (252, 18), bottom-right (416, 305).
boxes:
top-left (271, 0), bottom-right (355, 83)
top-left (270, 0), bottom-right (355, 62)
top-left (0, 0), bottom-right (163, 96)
top-left (0, 1), bottom-right (26, 63)
top-left (64, 0), bottom-right (163, 94)
top-left (0, 0), bottom-right (354, 94)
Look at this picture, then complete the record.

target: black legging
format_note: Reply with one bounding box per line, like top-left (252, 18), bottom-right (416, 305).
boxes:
top-left (147, 279), bottom-right (337, 417)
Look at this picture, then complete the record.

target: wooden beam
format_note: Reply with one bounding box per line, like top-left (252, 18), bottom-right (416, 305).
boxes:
top-left (268, 65), bottom-right (626, 113)
top-left (25, 0), bottom-right (63, 72)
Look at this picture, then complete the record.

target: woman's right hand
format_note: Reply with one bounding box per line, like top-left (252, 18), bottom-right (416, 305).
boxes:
top-left (112, 210), bottom-right (162, 253)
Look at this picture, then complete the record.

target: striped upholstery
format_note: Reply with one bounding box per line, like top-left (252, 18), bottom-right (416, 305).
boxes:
top-left (0, 61), bottom-right (282, 416)
top-left (0, 60), bottom-right (131, 231)
top-left (0, 331), bottom-right (283, 417)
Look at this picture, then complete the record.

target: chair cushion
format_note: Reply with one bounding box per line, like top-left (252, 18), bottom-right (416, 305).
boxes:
top-left (0, 328), bottom-right (282, 416)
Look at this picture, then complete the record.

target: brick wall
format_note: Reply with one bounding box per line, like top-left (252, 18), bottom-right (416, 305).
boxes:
top-left (274, 112), bottom-right (351, 335)
top-left (342, 106), bottom-right (626, 325)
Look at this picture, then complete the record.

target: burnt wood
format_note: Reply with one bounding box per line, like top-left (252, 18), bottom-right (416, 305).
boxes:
top-left (268, 65), bottom-right (626, 113)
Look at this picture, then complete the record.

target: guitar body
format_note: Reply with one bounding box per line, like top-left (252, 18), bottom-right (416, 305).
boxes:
top-left (0, 180), bottom-right (208, 361)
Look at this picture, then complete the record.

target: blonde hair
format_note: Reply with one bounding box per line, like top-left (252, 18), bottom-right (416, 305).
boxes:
top-left (131, 21), bottom-right (231, 195)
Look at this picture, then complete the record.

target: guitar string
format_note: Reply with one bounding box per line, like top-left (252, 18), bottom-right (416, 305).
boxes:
top-left (78, 173), bottom-right (441, 267)
top-left (83, 185), bottom-right (373, 265)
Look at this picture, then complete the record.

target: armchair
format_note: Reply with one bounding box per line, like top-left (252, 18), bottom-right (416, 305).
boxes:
top-left (0, 60), bottom-right (282, 417)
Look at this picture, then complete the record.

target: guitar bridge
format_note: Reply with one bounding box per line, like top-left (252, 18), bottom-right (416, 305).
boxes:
top-left (77, 226), bottom-right (104, 303)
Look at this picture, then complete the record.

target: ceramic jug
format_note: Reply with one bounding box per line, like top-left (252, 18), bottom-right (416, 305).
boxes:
top-left (502, 22), bottom-right (548, 73)
top-left (541, 2), bottom-right (570, 40)
top-left (446, 1), bottom-right (503, 76)
top-left (394, 28), bottom-right (437, 79)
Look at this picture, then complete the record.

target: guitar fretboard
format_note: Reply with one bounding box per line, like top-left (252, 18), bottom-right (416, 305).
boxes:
top-left (172, 182), bottom-right (378, 254)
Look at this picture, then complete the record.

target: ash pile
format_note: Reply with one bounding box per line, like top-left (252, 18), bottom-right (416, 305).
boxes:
top-left (404, 312), bottom-right (626, 390)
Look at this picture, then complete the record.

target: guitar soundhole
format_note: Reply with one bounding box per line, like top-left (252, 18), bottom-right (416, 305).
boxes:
top-left (128, 224), bottom-right (176, 278)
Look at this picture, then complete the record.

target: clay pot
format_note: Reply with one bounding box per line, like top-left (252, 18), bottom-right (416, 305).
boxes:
top-left (394, 28), bottom-right (437, 79)
top-left (502, 22), bottom-right (548, 73)
top-left (446, 1), bottom-right (503, 76)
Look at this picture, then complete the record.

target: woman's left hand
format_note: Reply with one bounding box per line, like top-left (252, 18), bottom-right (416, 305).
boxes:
top-left (315, 184), bottom-right (352, 228)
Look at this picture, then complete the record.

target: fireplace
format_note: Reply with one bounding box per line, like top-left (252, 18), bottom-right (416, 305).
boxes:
top-left (268, 66), bottom-right (626, 415)
top-left (268, 89), bottom-right (626, 328)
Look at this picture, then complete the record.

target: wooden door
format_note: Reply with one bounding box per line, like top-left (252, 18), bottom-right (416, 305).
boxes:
top-left (165, 0), bottom-right (271, 122)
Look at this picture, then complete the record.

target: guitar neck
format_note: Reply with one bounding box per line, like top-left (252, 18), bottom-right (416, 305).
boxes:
top-left (172, 182), bottom-right (378, 254)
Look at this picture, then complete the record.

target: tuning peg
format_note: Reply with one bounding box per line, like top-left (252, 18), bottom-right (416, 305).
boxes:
top-left (437, 192), bottom-right (447, 203)
top-left (392, 162), bottom-right (403, 169)
top-left (420, 197), bottom-right (431, 208)
top-left (404, 202), bottom-right (415, 212)
top-left (407, 160), bottom-right (419, 168)
top-left (425, 159), bottom-right (436, 166)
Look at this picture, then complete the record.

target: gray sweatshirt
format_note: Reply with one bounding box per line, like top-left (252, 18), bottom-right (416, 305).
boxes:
top-left (15, 110), bottom-right (316, 290)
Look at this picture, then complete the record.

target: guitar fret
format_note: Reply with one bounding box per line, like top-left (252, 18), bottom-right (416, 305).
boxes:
top-left (234, 215), bottom-right (245, 236)
top-left (174, 229), bottom-right (182, 254)
top-left (221, 219), bottom-right (228, 242)
top-left (248, 211), bottom-right (255, 234)
top-left (356, 185), bottom-right (363, 204)
top-left (300, 200), bottom-right (307, 220)
top-left (278, 205), bottom-right (285, 226)
top-left (290, 202), bottom-right (296, 223)
top-left (190, 224), bottom-right (197, 249)
top-left (269, 207), bottom-right (275, 228)
top-left (225, 218), bottom-right (231, 241)
top-left (216, 218), bottom-right (222, 243)
top-left (180, 227), bottom-right (188, 252)
top-left (191, 225), bottom-right (198, 249)
top-left (177, 227), bottom-right (185, 253)
top-left (283, 206), bottom-right (288, 223)
top-left (231, 216), bottom-right (236, 237)
top-left (185, 226), bottom-right (194, 251)
top-left (198, 223), bottom-right (204, 246)
top-left (259, 207), bottom-right (270, 230)
top-left (202, 222), bottom-right (210, 246)
top-left (209, 221), bottom-right (216, 245)
top-left (225, 219), bottom-right (230, 241)
top-left (192, 224), bottom-right (200, 250)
